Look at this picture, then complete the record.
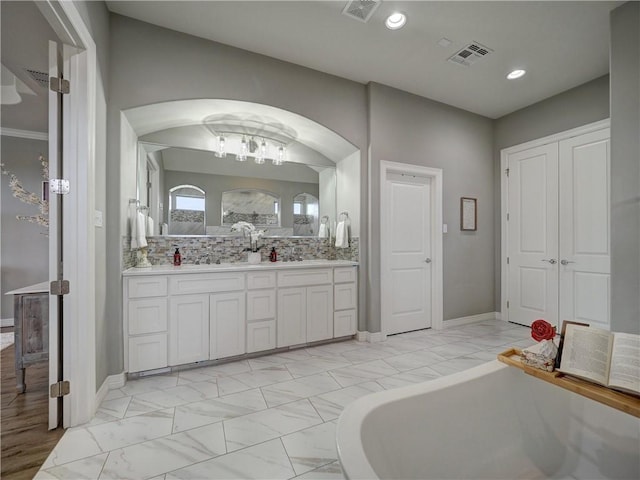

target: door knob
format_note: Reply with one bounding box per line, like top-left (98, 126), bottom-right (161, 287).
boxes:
top-left (541, 259), bottom-right (557, 265)
top-left (560, 259), bottom-right (575, 266)
top-left (425, 258), bottom-right (432, 263)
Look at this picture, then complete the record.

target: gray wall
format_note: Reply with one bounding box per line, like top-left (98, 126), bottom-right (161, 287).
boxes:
top-left (368, 83), bottom-right (495, 330)
top-left (107, 14), bottom-right (368, 376)
top-left (610, 2), bottom-right (640, 334)
top-left (1, 136), bottom-right (49, 321)
top-left (493, 75), bottom-right (610, 309)
top-left (73, 0), bottom-right (111, 388)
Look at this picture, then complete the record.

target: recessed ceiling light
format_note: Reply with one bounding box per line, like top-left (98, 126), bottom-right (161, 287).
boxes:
top-left (385, 12), bottom-right (407, 30)
top-left (507, 69), bottom-right (526, 80)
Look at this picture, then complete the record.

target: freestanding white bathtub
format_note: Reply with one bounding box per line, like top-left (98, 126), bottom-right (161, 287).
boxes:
top-left (336, 361), bottom-right (640, 479)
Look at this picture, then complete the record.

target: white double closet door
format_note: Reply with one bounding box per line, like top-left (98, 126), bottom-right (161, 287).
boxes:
top-left (506, 126), bottom-right (610, 330)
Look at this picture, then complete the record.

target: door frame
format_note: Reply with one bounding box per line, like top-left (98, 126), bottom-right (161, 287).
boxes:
top-left (500, 119), bottom-right (610, 324)
top-left (380, 160), bottom-right (443, 336)
top-left (38, 1), bottom-right (97, 428)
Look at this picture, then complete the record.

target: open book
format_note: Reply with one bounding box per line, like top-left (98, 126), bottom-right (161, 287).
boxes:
top-left (558, 324), bottom-right (640, 396)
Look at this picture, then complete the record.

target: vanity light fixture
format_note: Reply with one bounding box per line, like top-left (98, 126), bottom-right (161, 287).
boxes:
top-left (507, 69), bottom-right (526, 80)
top-left (236, 135), bottom-right (249, 162)
top-left (215, 135), bottom-right (226, 158)
top-left (273, 145), bottom-right (286, 166)
top-left (213, 132), bottom-right (288, 165)
top-left (385, 12), bottom-right (407, 30)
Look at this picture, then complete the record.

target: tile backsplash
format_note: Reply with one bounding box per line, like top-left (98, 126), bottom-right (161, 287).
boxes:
top-left (123, 236), bottom-right (359, 269)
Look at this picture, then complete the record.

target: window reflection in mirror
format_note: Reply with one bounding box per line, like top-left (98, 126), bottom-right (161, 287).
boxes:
top-left (293, 193), bottom-right (319, 236)
top-left (169, 185), bottom-right (206, 235)
top-left (222, 189), bottom-right (281, 227)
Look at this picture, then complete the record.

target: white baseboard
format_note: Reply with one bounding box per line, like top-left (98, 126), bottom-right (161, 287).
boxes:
top-left (356, 331), bottom-right (385, 343)
top-left (443, 312), bottom-right (499, 329)
top-left (95, 371), bottom-right (126, 407)
top-left (1, 318), bottom-right (14, 328)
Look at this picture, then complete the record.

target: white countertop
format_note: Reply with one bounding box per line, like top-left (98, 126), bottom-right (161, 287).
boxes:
top-left (123, 259), bottom-right (358, 276)
top-left (5, 281), bottom-right (49, 295)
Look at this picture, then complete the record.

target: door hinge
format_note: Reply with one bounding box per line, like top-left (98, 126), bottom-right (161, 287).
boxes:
top-left (506, 213), bottom-right (509, 221)
top-left (49, 76), bottom-right (70, 94)
top-left (50, 179), bottom-right (70, 195)
top-left (507, 301), bottom-right (510, 309)
top-left (507, 256), bottom-right (510, 265)
top-left (50, 280), bottom-right (70, 295)
top-left (50, 380), bottom-right (70, 398)
top-left (505, 168), bottom-right (510, 177)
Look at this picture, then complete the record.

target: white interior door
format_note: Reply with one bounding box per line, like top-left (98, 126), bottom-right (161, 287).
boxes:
top-left (507, 144), bottom-right (559, 327)
top-left (383, 172), bottom-right (432, 335)
top-left (559, 129), bottom-right (611, 329)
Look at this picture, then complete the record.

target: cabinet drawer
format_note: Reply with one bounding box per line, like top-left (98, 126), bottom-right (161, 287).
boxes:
top-left (334, 267), bottom-right (357, 284)
top-left (247, 271), bottom-right (276, 290)
top-left (277, 268), bottom-right (332, 288)
top-left (170, 273), bottom-right (245, 295)
top-left (128, 276), bottom-right (168, 298)
top-left (128, 333), bottom-right (168, 372)
top-left (247, 289), bottom-right (276, 321)
top-left (335, 283), bottom-right (357, 311)
top-left (246, 320), bottom-right (276, 353)
top-left (334, 310), bottom-right (357, 337)
top-left (128, 297), bottom-right (168, 335)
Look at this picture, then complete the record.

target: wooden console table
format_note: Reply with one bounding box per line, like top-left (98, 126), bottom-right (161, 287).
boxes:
top-left (5, 282), bottom-right (49, 393)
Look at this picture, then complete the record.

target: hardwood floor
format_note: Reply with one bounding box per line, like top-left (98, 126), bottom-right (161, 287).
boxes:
top-left (1, 342), bottom-right (64, 480)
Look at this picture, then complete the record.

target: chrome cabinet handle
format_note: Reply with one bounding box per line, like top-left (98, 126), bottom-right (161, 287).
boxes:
top-left (425, 258), bottom-right (432, 263)
top-left (541, 259), bottom-right (557, 265)
top-left (560, 259), bottom-right (576, 266)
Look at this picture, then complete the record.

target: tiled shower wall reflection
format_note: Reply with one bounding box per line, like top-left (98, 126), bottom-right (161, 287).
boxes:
top-left (123, 236), bottom-right (359, 269)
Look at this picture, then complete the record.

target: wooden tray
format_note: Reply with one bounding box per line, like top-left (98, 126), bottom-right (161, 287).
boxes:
top-left (498, 348), bottom-right (640, 418)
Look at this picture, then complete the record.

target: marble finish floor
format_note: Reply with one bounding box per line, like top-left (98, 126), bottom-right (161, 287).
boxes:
top-left (35, 320), bottom-right (531, 480)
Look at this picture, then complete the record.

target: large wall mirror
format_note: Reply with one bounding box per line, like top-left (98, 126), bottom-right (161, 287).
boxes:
top-left (138, 142), bottom-right (336, 237)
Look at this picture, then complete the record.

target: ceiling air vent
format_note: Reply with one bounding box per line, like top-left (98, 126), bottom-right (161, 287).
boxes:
top-left (25, 68), bottom-right (49, 88)
top-left (447, 42), bottom-right (494, 67)
top-left (342, 0), bottom-right (381, 23)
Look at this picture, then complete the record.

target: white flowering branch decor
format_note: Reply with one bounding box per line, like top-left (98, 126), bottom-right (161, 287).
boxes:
top-left (1, 155), bottom-right (49, 232)
top-left (230, 221), bottom-right (266, 252)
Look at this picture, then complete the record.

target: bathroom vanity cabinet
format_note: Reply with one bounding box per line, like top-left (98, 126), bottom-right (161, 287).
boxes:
top-left (123, 261), bottom-right (358, 374)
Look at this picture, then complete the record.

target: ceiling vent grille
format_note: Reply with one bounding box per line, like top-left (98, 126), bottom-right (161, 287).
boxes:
top-left (447, 42), bottom-right (494, 67)
top-left (25, 68), bottom-right (49, 88)
top-left (342, 0), bottom-right (381, 23)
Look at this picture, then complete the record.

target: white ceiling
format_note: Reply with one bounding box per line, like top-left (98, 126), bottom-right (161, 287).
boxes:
top-left (106, 0), bottom-right (620, 119)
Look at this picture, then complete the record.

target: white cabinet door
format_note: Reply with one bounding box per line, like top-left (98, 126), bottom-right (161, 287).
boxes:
top-left (247, 320), bottom-right (276, 353)
top-left (277, 287), bottom-right (306, 347)
top-left (128, 297), bottom-right (167, 335)
top-left (210, 291), bottom-right (246, 359)
top-left (169, 294), bottom-right (209, 365)
top-left (559, 129), bottom-right (611, 329)
top-left (128, 333), bottom-right (168, 373)
top-left (334, 283), bottom-right (357, 311)
top-left (247, 289), bottom-right (276, 321)
top-left (307, 285), bottom-right (333, 343)
top-left (334, 309), bottom-right (357, 337)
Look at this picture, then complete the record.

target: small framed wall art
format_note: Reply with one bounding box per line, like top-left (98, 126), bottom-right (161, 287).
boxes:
top-left (460, 197), bottom-right (477, 231)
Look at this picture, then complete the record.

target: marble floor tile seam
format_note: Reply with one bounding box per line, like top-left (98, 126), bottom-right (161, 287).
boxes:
top-left (160, 435), bottom-right (304, 480)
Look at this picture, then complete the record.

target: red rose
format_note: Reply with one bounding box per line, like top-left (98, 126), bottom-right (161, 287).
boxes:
top-left (531, 319), bottom-right (556, 342)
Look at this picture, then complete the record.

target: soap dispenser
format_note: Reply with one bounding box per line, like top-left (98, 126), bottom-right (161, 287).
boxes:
top-left (269, 247), bottom-right (277, 262)
top-left (173, 247), bottom-right (182, 266)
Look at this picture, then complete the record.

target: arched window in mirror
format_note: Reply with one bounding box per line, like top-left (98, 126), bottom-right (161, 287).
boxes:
top-left (169, 185), bottom-right (206, 235)
top-left (293, 192), bottom-right (319, 236)
top-left (222, 189), bottom-right (281, 227)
